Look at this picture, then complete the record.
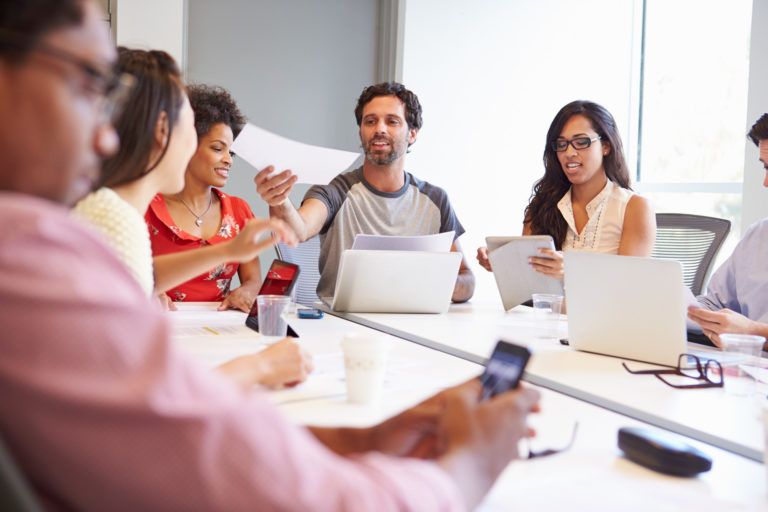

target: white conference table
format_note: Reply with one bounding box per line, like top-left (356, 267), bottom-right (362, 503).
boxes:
top-left (168, 303), bottom-right (767, 510)
top-left (318, 300), bottom-right (768, 462)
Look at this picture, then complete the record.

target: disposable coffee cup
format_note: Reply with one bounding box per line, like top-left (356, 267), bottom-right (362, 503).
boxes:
top-left (718, 333), bottom-right (765, 397)
top-left (341, 332), bottom-right (392, 405)
top-left (256, 295), bottom-right (292, 344)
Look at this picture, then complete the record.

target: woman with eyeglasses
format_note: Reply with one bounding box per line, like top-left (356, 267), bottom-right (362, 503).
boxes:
top-left (145, 85), bottom-right (262, 313)
top-left (74, 48), bottom-right (313, 389)
top-left (477, 100), bottom-right (656, 280)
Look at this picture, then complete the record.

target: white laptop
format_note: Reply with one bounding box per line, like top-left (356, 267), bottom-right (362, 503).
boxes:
top-left (324, 250), bottom-right (461, 313)
top-left (564, 252), bottom-right (686, 366)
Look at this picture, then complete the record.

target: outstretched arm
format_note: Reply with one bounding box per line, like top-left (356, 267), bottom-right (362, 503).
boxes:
top-left (254, 166), bottom-right (329, 242)
top-left (153, 217), bottom-right (296, 295)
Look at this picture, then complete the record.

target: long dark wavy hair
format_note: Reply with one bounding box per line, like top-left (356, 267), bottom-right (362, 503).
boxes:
top-left (524, 100), bottom-right (631, 249)
top-left (99, 47), bottom-right (186, 189)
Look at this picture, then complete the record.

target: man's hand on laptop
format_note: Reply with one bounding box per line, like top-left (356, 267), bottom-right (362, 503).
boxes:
top-left (686, 306), bottom-right (763, 348)
top-left (254, 165), bottom-right (297, 207)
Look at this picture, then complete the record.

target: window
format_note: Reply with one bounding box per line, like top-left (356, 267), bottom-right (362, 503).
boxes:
top-left (636, 0), bottom-right (752, 248)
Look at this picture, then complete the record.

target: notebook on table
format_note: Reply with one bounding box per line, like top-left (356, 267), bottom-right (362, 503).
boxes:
top-left (563, 252), bottom-right (687, 366)
top-left (322, 250), bottom-right (462, 313)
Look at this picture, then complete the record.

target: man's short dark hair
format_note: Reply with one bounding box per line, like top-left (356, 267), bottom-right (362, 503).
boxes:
top-left (187, 84), bottom-right (247, 139)
top-left (0, 0), bottom-right (84, 62)
top-left (748, 114), bottom-right (768, 146)
top-left (354, 82), bottom-right (423, 131)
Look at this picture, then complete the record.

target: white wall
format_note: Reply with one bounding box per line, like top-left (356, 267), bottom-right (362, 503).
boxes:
top-left (115, 0), bottom-right (186, 69)
top-left (741, 0), bottom-right (768, 234)
top-left (402, 0), bottom-right (638, 301)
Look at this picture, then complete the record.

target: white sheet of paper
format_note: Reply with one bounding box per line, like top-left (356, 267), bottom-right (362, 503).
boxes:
top-left (231, 123), bottom-right (360, 185)
top-left (350, 231), bottom-right (454, 251)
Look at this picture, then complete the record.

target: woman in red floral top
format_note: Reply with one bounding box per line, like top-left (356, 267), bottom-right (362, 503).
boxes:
top-left (147, 85), bottom-right (262, 312)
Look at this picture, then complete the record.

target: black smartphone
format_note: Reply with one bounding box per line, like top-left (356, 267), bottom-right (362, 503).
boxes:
top-left (245, 259), bottom-right (301, 336)
top-left (479, 340), bottom-right (531, 401)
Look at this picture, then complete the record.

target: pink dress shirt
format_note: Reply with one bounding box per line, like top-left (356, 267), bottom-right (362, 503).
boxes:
top-left (0, 192), bottom-right (463, 511)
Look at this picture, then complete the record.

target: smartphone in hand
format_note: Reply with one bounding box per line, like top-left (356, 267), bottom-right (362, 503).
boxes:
top-left (480, 340), bottom-right (531, 401)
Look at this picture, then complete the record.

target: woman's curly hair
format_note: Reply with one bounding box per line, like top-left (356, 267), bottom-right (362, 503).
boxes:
top-left (187, 84), bottom-right (246, 139)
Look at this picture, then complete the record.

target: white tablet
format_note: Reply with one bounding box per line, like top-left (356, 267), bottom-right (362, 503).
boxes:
top-left (485, 235), bottom-right (563, 311)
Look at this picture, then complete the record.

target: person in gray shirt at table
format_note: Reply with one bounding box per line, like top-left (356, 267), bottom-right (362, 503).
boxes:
top-left (254, 82), bottom-right (475, 302)
top-left (687, 113), bottom-right (768, 351)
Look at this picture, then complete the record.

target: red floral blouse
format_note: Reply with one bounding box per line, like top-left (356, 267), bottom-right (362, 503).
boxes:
top-left (145, 190), bottom-right (254, 302)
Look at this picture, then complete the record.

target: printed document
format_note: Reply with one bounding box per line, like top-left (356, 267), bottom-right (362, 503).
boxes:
top-left (231, 123), bottom-right (360, 185)
top-left (351, 231), bottom-right (454, 251)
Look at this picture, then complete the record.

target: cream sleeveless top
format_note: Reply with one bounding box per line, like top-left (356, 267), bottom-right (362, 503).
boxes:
top-left (556, 180), bottom-right (633, 254)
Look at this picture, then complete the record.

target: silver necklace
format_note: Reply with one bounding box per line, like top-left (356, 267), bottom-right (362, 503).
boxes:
top-left (176, 193), bottom-right (213, 227)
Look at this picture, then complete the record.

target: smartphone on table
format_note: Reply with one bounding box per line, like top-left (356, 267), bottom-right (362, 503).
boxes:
top-left (479, 340), bottom-right (531, 401)
top-left (297, 308), bottom-right (324, 319)
top-left (245, 259), bottom-right (301, 337)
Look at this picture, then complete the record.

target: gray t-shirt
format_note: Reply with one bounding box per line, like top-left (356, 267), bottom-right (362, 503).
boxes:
top-left (304, 166), bottom-right (465, 298)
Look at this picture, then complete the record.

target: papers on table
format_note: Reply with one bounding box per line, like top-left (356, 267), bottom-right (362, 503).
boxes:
top-left (350, 231), bottom-right (454, 251)
top-left (231, 123), bottom-right (361, 185)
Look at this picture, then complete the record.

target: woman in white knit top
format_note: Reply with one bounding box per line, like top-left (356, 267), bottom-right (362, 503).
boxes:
top-left (477, 100), bottom-right (656, 280)
top-left (74, 48), bottom-right (312, 389)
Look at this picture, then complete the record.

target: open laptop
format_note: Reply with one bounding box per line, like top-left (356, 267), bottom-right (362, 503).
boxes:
top-left (564, 252), bottom-right (687, 366)
top-left (323, 250), bottom-right (461, 313)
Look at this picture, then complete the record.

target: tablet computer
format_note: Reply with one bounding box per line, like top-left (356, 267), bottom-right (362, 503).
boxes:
top-left (245, 259), bottom-right (300, 337)
top-left (485, 235), bottom-right (563, 311)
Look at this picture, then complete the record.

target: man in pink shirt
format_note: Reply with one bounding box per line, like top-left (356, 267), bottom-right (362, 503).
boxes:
top-left (0, 1), bottom-right (541, 510)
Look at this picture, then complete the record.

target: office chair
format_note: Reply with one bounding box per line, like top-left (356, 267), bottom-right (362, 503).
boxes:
top-left (651, 213), bottom-right (731, 296)
top-left (275, 235), bottom-right (322, 307)
top-left (0, 434), bottom-right (43, 512)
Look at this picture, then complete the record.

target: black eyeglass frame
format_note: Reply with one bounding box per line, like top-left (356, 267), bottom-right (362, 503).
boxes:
top-left (622, 353), bottom-right (724, 389)
top-left (553, 136), bottom-right (602, 152)
top-left (524, 421), bottom-right (579, 459)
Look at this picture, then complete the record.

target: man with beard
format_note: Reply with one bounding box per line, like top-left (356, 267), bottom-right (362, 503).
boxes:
top-left (255, 82), bottom-right (475, 301)
top-left (0, 3), bottom-right (541, 508)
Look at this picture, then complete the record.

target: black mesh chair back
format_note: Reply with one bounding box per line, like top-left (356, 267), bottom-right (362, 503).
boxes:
top-left (652, 213), bottom-right (731, 295)
top-left (275, 235), bottom-right (321, 307)
top-left (0, 434), bottom-right (43, 512)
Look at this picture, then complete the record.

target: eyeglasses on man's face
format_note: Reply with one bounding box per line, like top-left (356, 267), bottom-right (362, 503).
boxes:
top-left (0, 29), bottom-right (134, 124)
top-left (622, 353), bottom-right (724, 389)
top-left (553, 136), bottom-right (602, 152)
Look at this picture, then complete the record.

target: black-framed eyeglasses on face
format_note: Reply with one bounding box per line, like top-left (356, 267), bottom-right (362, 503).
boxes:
top-left (622, 353), bottom-right (724, 389)
top-left (552, 136), bottom-right (602, 152)
top-left (0, 29), bottom-right (134, 124)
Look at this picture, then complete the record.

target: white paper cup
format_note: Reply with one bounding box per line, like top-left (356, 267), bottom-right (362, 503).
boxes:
top-left (256, 295), bottom-right (292, 344)
top-left (341, 333), bottom-right (392, 404)
top-left (719, 333), bottom-right (765, 397)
